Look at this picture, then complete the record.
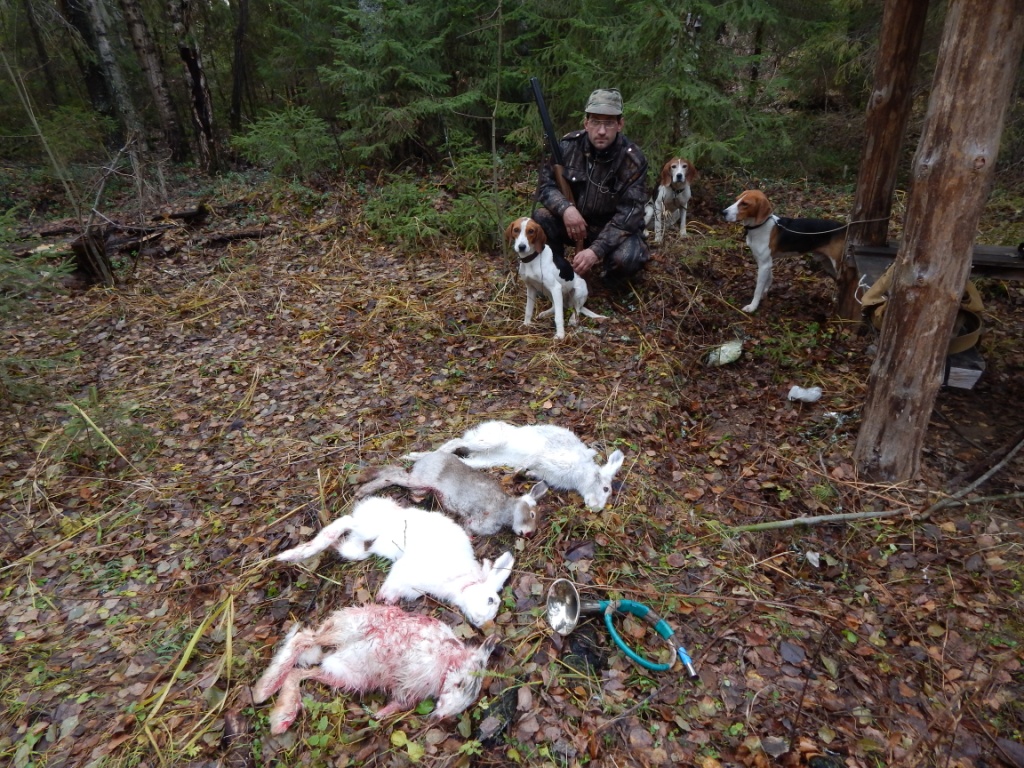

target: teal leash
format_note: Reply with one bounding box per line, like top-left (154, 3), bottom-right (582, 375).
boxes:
top-left (599, 599), bottom-right (697, 676)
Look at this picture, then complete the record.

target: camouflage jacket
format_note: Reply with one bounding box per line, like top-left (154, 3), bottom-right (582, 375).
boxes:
top-left (536, 130), bottom-right (649, 258)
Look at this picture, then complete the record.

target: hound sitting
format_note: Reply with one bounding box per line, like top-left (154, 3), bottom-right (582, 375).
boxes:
top-left (644, 157), bottom-right (696, 244)
top-left (506, 216), bottom-right (604, 340)
top-left (722, 189), bottom-right (847, 313)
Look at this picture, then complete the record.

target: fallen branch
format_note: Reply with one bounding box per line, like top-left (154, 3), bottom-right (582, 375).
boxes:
top-left (90, 211), bottom-right (177, 237)
top-left (153, 200), bottom-right (211, 226)
top-left (728, 508), bottom-right (912, 531)
top-left (926, 491), bottom-right (1024, 513)
top-left (728, 432), bottom-right (1024, 532)
top-left (36, 222), bottom-right (80, 237)
top-left (948, 432), bottom-right (1024, 502)
top-left (728, 491), bottom-right (1024, 532)
top-left (947, 426), bottom-right (1024, 490)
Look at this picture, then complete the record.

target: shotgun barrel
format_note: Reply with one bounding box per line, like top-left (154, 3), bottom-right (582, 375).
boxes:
top-left (530, 78), bottom-right (583, 250)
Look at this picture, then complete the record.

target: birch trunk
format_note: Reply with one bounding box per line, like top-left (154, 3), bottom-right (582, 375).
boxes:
top-left (83, 0), bottom-right (148, 153)
top-left (119, 0), bottom-right (187, 161)
top-left (57, 0), bottom-right (115, 120)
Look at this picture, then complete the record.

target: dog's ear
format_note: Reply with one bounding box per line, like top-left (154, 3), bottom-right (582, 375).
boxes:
top-left (739, 191), bottom-right (772, 224)
top-left (750, 191), bottom-right (772, 222)
top-left (528, 220), bottom-right (546, 249)
top-left (505, 219), bottom-right (520, 243)
top-left (661, 161), bottom-right (673, 186)
top-left (687, 162), bottom-right (698, 181)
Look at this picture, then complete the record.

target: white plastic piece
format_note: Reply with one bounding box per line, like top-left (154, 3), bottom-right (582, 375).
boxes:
top-left (788, 385), bottom-right (823, 403)
top-left (706, 340), bottom-right (743, 366)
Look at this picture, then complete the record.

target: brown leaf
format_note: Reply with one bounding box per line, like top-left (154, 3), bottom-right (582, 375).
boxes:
top-left (779, 640), bottom-right (806, 665)
top-left (996, 738), bottom-right (1024, 768)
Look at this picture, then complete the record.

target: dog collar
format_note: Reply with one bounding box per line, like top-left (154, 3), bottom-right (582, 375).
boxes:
top-left (518, 253), bottom-right (540, 264)
top-left (744, 217), bottom-right (772, 232)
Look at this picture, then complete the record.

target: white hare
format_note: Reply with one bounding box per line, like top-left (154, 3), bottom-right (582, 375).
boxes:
top-left (275, 496), bottom-right (514, 627)
top-left (355, 451), bottom-right (548, 536)
top-left (405, 421), bottom-right (625, 510)
top-left (253, 604), bottom-right (497, 734)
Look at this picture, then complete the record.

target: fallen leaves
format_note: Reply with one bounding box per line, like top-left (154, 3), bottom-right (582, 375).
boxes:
top-left (2, 177), bottom-right (1024, 768)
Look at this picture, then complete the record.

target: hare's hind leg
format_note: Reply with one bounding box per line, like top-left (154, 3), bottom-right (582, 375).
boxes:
top-left (276, 516), bottom-right (354, 563)
top-left (268, 667), bottom-right (320, 734)
top-left (355, 466), bottom-right (412, 498)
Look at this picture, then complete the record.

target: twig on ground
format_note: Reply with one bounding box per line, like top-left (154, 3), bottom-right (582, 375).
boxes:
top-left (593, 686), bottom-right (661, 734)
top-left (729, 433), bottom-right (1024, 532)
top-left (729, 491), bottom-right (1024, 532)
top-left (728, 507), bottom-right (914, 531)
top-left (946, 432), bottom-right (1024, 502)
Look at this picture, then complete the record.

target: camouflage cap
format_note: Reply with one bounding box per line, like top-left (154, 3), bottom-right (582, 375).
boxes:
top-left (584, 88), bottom-right (623, 116)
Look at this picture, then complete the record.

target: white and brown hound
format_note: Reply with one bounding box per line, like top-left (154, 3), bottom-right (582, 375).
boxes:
top-left (722, 189), bottom-right (847, 313)
top-left (645, 157), bottom-right (696, 244)
top-left (506, 217), bottom-right (603, 340)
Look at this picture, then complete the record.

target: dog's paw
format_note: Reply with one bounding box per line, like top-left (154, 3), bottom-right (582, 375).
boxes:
top-left (741, 302), bottom-right (759, 313)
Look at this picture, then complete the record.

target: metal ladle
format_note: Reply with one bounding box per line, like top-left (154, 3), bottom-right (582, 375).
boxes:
top-left (545, 578), bottom-right (697, 676)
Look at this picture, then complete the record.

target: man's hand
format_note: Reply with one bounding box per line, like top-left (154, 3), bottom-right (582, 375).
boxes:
top-left (571, 248), bottom-right (599, 276)
top-left (563, 206), bottom-right (587, 244)
top-left (563, 205), bottom-right (597, 274)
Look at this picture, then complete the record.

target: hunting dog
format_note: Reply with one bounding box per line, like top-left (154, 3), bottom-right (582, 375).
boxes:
top-left (644, 157), bottom-right (696, 244)
top-left (506, 216), bottom-right (603, 340)
top-left (722, 189), bottom-right (847, 313)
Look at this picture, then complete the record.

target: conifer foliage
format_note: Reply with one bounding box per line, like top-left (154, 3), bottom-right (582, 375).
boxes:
top-left (0, 0), bottom-right (916, 176)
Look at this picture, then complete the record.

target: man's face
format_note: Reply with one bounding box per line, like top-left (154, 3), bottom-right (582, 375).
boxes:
top-left (584, 114), bottom-right (623, 150)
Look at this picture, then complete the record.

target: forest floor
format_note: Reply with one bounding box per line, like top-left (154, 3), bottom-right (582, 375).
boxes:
top-left (3, 172), bottom-right (1024, 768)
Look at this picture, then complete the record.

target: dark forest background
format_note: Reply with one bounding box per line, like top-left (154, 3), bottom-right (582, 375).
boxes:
top-left (3, 0), bottom-right (1024, 229)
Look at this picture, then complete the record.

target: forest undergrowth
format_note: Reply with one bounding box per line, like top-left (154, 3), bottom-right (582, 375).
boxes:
top-left (2, 172), bottom-right (1024, 768)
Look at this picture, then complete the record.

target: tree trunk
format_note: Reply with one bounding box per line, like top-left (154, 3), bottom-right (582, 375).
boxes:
top-left (58, 0), bottom-right (116, 123)
top-left (84, 0), bottom-right (150, 157)
top-left (853, 0), bottom-right (1024, 482)
top-left (834, 0), bottom-right (929, 320)
top-left (748, 22), bottom-right (763, 101)
top-left (119, 0), bottom-right (187, 161)
top-left (168, 0), bottom-right (219, 174)
top-left (229, 0), bottom-right (249, 132)
top-left (23, 0), bottom-right (61, 104)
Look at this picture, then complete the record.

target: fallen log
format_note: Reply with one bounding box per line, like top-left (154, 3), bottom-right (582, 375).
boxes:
top-left (152, 201), bottom-right (211, 227)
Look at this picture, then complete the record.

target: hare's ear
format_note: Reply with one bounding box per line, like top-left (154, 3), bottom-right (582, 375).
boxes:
top-left (529, 482), bottom-right (548, 500)
top-left (604, 449), bottom-right (625, 476)
top-left (485, 551), bottom-right (515, 589)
